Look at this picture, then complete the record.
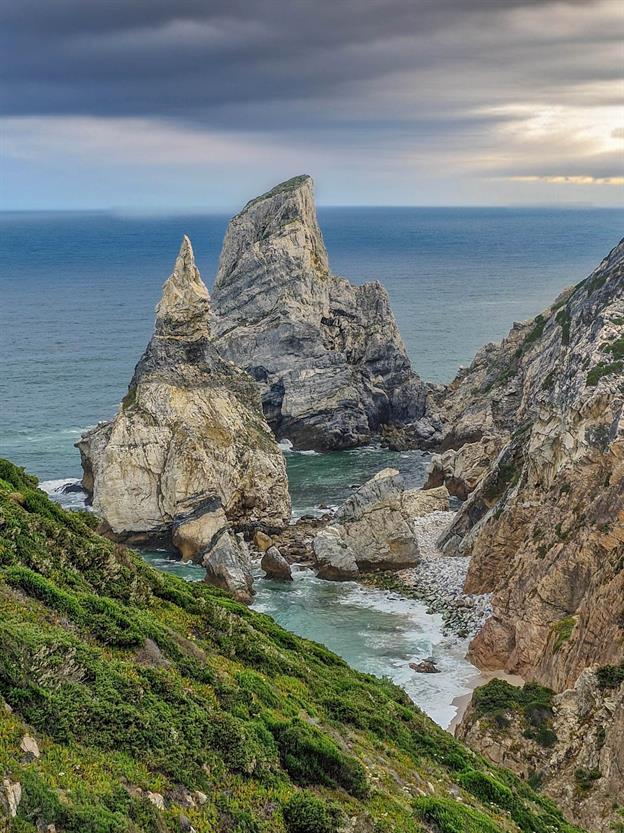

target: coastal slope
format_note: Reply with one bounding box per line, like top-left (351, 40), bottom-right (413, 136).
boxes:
top-left (211, 175), bottom-right (436, 450)
top-left (0, 458), bottom-right (584, 833)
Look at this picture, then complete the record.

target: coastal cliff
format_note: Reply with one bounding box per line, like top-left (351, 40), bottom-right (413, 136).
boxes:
top-left (456, 671), bottom-right (624, 833)
top-left (211, 175), bottom-right (437, 450)
top-left (77, 236), bottom-right (290, 598)
top-left (434, 239), bottom-right (624, 691)
top-left (423, 241), bottom-right (624, 829)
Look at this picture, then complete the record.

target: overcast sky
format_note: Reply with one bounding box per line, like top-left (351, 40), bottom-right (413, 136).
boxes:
top-left (1, 0), bottom-right (622, 209)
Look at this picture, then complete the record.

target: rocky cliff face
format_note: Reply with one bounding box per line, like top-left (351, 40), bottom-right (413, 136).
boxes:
top-left (457, 671), bottom-right (624, 833)
top-left (77, 236), bottom-right (290, 598)
top-left (211, 175), bottom-right (435, 450)
top-left (434, 239), bottom-right (624, 691)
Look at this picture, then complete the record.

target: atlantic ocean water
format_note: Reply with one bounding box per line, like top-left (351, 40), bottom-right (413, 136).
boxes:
top-left (2, 206), bottom-right (622, 727)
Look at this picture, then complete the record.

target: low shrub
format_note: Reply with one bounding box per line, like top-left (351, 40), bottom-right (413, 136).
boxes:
top-left (413, 796), bottom-right (500, 833)
top-left (271, 718), bottom-right (368, 798)
top-left (282, 792), bottom-right (341, 833)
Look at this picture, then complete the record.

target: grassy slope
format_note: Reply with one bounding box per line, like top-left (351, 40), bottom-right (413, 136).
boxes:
top-left (0, 459), bottom-right (585, 833)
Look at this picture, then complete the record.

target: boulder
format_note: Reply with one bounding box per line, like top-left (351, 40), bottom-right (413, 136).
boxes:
top-left (203, 530), bottom-right (254, 604)
top-left (253, 530), bottom-right (273, 552)
top-left (313, 469), bottom-right (448, 580)
top-left (77, 236), bottom-right (291, 575)
top-left (0, 779), bottom-right (21, 818)
top-left (260, 546), bottom-right (293, 581)
top-left (409, 660), bottom-right (440, 674)
top-left (19, 735), bottom-right (39, 760)
top-left (212, 175), bottom-right (435, 451)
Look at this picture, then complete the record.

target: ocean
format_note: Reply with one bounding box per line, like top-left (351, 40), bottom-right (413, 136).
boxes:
top-left (2, 206), bottom-right (622, 488)
top-left (2, 206), bottom-right (622, 727)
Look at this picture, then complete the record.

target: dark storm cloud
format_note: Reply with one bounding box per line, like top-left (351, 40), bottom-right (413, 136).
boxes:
top-left (0, 0), bottom-right (611, 122)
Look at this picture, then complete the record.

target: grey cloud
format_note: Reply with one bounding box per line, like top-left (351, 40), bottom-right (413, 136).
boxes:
top-left (0, 0), bottom-right (612, 123)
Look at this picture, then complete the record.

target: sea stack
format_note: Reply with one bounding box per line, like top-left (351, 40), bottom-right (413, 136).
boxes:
top-left (211, 175), bottom-right (437, 450)
top-left (77, 236), bottom-right (291, 600)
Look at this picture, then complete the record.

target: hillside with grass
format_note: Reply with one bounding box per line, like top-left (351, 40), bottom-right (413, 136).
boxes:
top-left (0, 459), bottom-right (584, 833)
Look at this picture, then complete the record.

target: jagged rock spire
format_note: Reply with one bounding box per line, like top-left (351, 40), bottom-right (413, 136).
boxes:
top-left (214, 174), bottom-right (329, 292)
top-left (155, 235), bottom-right (212, 340)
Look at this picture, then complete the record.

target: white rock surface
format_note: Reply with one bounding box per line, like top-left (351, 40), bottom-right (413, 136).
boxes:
top-left (77, 236), bottom-right (290, 599)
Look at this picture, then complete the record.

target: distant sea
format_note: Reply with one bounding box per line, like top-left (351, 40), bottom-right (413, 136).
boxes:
top-left (1, 206), bottom-right (622, 484)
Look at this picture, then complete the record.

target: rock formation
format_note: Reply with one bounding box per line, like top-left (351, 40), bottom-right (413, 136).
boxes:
top-left (457, 670), bottom-right (624, 832)
top-left (260, 545), bottom-right (293, 581)
top-left (77, 236), bottom-right (290, 600)
top-left (313, 468), bottom-right (449, 580)
top-left (211, 175), bottom-right (437, 450)
top-left (433, 239), bottom-right (624, 692)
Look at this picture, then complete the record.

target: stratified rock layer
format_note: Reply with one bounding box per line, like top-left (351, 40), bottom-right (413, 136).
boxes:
top-left (77, 236), bottom-right (290, 597)
top-left (211, 175), bottom-right (433, 450)
top-left (436, 240), bottom-right (624, 691)
top-left (313, 468), bottom-right (449, 579)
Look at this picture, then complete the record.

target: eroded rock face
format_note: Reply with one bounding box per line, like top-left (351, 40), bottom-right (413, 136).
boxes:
top-left (313, 468), bottom-right (449, 580)
top-left (77, 236), bottom-right (290, 598)
top-left (457, 671), bottom-right (624, 833)
top-left (211, 175), bottom-right (434, 451)
top-left (436, 240), bottom-right (624, 691)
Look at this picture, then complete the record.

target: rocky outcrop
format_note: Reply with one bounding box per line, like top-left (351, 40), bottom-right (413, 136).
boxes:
top-left (260, 546), bottom-right (293, 581)
top-left (77, 236), bottom-right (290, 598)
top-left (457, 670), bottom-right (624, 833)
top-left (435, 240), bottom-right (624, 691)
top-left (313, 468), bottom-right (449, 579)
top-left (211, 175), bottom-right (437, 451)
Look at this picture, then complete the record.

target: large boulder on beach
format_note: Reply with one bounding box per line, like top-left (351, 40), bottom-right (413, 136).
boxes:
top-left (202, 530), bottom-right (254, 604)
top-left (211, 175), bottom-right (435, 451)
top-left (313, 468), bottom-right (449, 580)
top-left (77, 236), bottom-right (290, 599)
top-left (261, 546), bottom-right (293, 581)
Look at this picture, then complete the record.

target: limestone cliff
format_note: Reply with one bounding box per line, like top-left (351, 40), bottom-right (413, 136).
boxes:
top-left (211, 175), bottom-right (436, 450)
top-left (434, 239), bottom-right (624, 691)
top-left (77, 236), bottom-right (290, 598)
top-left (457, 670), bottom-right (624, 832)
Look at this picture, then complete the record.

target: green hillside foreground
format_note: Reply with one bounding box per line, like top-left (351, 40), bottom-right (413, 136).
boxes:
top-left (0, 459), bottom-right (584, 833)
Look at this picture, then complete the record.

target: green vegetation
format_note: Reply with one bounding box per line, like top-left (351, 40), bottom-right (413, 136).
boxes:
top-left (585, 273), bottom-right (607, 294)
top-left (555, 308), bottom-right (571, 346)
top-left (0, 459), bottom-right (585, 832)
top-left (574, 768), bottom-right (601, 793)
top-left (605, 334), bottom-right (624, 361)
top-left (586, 360), bottom-right (624, 387)
top-left (282, 793), bottom-right (341, 833)
top-left (595, 662), bottom-right (624, 690)
top-left (552, 617), bottom-right (576, 652)
top-left (413, 796), bottom-right (500, 833)
top-left (523, 314), bottom-right (547, 348)
top-left (471, 680), bottom-right (558, 749)
top-left (482, 457), bottom-right (521, 502)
